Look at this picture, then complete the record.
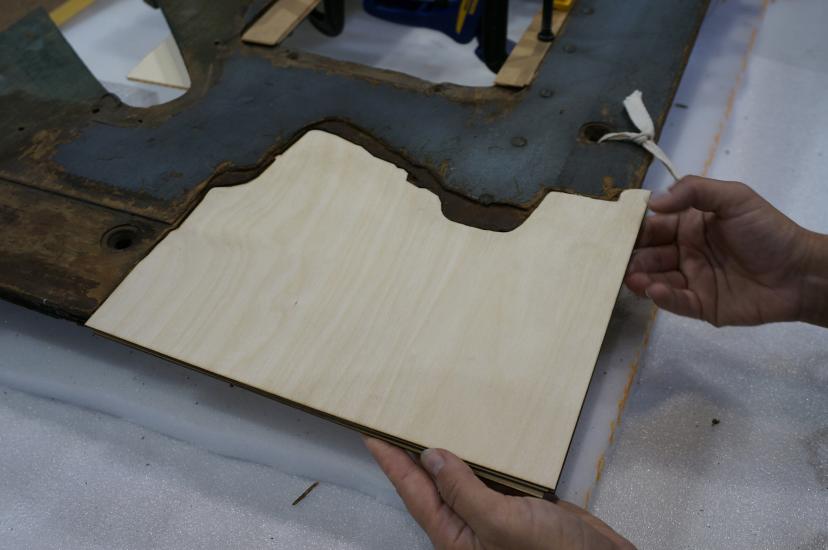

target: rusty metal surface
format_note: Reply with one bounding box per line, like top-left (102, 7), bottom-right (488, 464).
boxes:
top-left (0, 179), bottom-right (165, 322)
top-left (0, 0), bottom-right (63, 31)
top-left (0, 1), bottom-right (708, 321)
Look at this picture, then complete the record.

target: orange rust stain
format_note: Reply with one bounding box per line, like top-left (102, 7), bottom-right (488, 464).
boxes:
top-left (584, 304), bottom-right (659, 508)
top-left (701, 0), bottom-right (769, 177)
top-left (21, 129), bottom-right (66, 162)
top-left (602, 175), bottom-right (623, 200)
top-left (584, 0), bottom-right (772, 510)
top-left (437, 159), bottom-right (450, 177)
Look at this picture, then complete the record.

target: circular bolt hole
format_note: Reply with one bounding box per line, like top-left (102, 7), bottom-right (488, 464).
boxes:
top-left (103, 225), bottom-right (139, 251)
top-left (539, 88), bottom-right (554, 98)
top-left (17, 126), bottom-right (25, 132)
top-left (579, 122), bottom-right (614, 143)
top-left (213, 40), bottom-right (221, 46)
top-left (91, 107), bottom-right (100, 114)
top-left (511, 136), bottom-right (528, 147)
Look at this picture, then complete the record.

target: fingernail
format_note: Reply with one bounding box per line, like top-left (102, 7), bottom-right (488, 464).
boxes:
top-left (421, 449), bottom-right (445, 477)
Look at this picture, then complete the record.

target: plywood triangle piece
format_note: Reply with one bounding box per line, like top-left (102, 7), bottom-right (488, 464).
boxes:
top-left (86, 130), bottom-right (649, 494)
top-left (127, 36), bottom-right (191, 90)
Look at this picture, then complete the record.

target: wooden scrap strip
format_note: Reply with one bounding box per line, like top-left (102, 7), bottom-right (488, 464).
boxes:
top-left (291, 481), bottom-right (319, 506)
top-left (49, 0), bottom-right (95, 27)
top-left (495, 9), bottom-right (569, 89)
top-left (242, 0), bottom-right (321, 47)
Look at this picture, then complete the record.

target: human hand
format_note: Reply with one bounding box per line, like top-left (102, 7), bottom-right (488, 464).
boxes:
top-left (626, 176), bottom-right (828, 326)
top-left (365, 437), bottom-right (634, 550)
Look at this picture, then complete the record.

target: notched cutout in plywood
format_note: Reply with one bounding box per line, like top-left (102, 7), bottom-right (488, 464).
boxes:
top-left (86, 130), bottom-right (649, 493)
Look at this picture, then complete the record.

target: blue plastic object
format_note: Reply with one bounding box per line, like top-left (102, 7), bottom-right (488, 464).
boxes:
top-left (362, 0), bottom-right (484, 45)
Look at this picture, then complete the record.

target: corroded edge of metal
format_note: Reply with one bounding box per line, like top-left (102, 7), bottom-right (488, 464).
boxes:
top-left (0, 0), bottom-right (709, 321)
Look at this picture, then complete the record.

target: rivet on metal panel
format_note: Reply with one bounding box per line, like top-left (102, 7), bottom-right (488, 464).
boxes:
top-left (539, 88), bottom-right (555, 98)
top-left (511, 136), bottom-right (528, 147)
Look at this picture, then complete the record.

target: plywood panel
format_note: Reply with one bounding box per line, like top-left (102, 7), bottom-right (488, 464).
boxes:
top-left (242, 0), bottom-right (321, 46)
top-left (128, 36), bottom-right (190, 90)
top-left (495, 9), bottom-right (568, 89)
top-left (87, 130), bottom-right (648, 492)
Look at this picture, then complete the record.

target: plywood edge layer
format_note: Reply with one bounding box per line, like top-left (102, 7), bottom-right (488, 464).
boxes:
top-left (495, 9), bottom-right (569, 89)
top-left (242, 0), bottom-right (321, 46)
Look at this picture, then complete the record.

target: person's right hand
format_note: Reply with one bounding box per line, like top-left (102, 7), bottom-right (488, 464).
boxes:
top-left (625, 176), bottom-right (828, 327)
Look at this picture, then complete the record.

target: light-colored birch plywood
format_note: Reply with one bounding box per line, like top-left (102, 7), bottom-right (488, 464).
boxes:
top-left (128, 36), bottom-right (190, 90)
top-left (242, 0), bottom-right (321, 46)
top-left (87, 130), bottom-right (648, 492)
top-left (495, 9), bottom-right (569, 88)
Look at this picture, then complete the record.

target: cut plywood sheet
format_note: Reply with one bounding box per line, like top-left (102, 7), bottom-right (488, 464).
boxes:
top-left (128, 36), bottom-right (190, 90)
top-left (495, 9), bottom-right (568, 88)
top-left (87, 130), bottom-right (648, 493)
top-left (242, 0), bottom-right (321, 46)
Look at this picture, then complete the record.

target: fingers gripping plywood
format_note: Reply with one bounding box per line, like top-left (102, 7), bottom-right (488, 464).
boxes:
top-left (87, 131), bottom-right (648, 492)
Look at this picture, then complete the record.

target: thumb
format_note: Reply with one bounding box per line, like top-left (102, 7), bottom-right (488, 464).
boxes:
top-left (648, 176), bottom-right (753, 217)
top-left (420, 448), bottom-right (505, 533)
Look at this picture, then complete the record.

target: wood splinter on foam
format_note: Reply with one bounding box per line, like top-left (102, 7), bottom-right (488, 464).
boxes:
top-left (87, 130), bottom-right (649, 496)
top-left (292, 481), bottom-right (320, 506)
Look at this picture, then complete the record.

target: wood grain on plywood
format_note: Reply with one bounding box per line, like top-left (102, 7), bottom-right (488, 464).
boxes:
top-left (242, 0), bottom-right (321, 46)
top-left (87, 131), bottom-right (648, 491)
top-left (495, 9), bottom-right (568, 89)
top-left (128, 36), bottom-right (190, 90)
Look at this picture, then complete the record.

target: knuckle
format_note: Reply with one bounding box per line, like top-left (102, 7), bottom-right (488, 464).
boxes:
top-left (728, 180), bottom-right (751, 194)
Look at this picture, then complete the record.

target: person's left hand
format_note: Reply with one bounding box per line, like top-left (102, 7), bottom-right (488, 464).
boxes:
top-left (365, 437), bottom-right (634, 550)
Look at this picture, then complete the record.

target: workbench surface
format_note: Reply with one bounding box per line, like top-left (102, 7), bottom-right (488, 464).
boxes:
top-left (1, 1), bottom-right (826, 548)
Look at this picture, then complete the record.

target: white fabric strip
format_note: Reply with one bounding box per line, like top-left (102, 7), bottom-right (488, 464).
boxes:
top-left (599, 90), bottom-right (681, 181)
